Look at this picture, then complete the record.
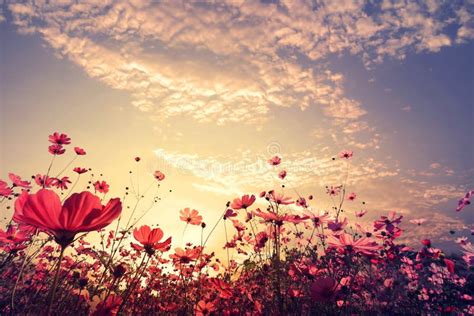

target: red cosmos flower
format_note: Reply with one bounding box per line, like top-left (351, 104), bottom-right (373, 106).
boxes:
top-left (179, 208), bottom-right (203, 225)
top-left (310, 277), bottom-right (339, 302)
top-left (231, 194), bottom-right (256, 210)
top-left (13, 189), bottom-right (122, 247)
top-left (421, 239), bottom-right (431, 247)
top-left (278, 170), bottom-right (287, 179)
top-left (49, 132), bottom-right (71, 145)
top-left (73, 167), bottom-right (88, 174)
top-left (8, 173), bottom-right (31, 189)
top-left (0, 180), bottom-right (13, 197)
top-left (74, 147), bottom-right (86, 155)
top-left (49, 144), bottom-right (65, 155)
top-left (34, 174), bottom-right (54, 188)
top-left (327, 233), bottom-right (380, 255)
top-left (52, 176), bottom-right (72, 190)
top-left (223, 208), bottom-right (237, 219)
top-left (195, 300), bottom-right (216, 316)
top-left (94, 181), bottom-right (109, 194)
top-left (154, 170), bottom-right (165, 181)
top-left (268, 155), bottom-right (281, 166)
top-left (295, 197), bottom-right (307, 208)
top-left (269, 191), bottom-right (293, 205)
top-left (170, 247), bottom-right (201, 264)
top-left (0, 225), bottom-right (31, 252)
top-left (456, 190), bottom-right (473, 212)
top-left (339, 150), bottom-right (353, 159)
top-left (131, 225), bottom-right (172, 255)
top-left (326, 185), bottom-right (342, 196)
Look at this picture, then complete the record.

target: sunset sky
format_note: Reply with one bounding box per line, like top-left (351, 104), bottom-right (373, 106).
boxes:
top-left (1, 0), bottom-right (473, 252)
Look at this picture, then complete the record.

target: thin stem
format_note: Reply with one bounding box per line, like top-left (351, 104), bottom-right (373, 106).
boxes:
top-left (46, 245), bottom-right (65, 316)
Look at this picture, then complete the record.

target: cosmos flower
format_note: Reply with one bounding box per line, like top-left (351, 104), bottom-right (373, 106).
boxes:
top-left (456, 191), bottom-right (473, 212)
top-left (13, 189), bottom-right (121, 247)
top-left (231, 194), bottom-right (256, 209)
top-left (73, 167), bottom-right (88, 174)
top-left (268, 155), bottom-right (281, 166)
top-left (94, 181), bottom-right (110, 194)
top-left (92, 294), bottom-right (122, 316)
top-left (179, 208), bottom-right (203, 225)
top-left (194, 300), bottom-right (216, 316)
top-left (304, 210), bottom-right (333, 227)
top-left (74, 147), bottom-right (86, 155)
top-left (0, 180), bottom-right (13, 197)
top-left (269, 191), bottom-right (293, 205)
top-left (170, 247), bottom-right (201, 264)
top-left (49, 132), bottom-right (71, 145)
top-left (326, 185), bottom-right (342, 196)
top-left (34, 174), bottom-right (54, 188)
top-left (347, 192), bottom-right (356, 201)
top-left (327, 233), bottom-right (380, 255)
top-left (373, 211), bottom-right (403, 232)
top-left (154, 170), bottom-right (165, 181)
top-left (339, 150), bottom-right (353, 159)
top-left (9, 173), bottom-right (31, 189)
top-left (52, 176), bottom-right (72, 190)
top-left (131, 225), bottom-right (172, 255)
top-left (49, 144), bottom-right (66, 155)
top-left (355, 210), bottom-right (367, 218)
top-left (278, 170), bottom-right (287, 179)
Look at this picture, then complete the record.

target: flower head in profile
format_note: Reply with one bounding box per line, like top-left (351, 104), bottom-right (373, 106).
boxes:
top-left (355, 210), bottom-right (367, 218)
top-left (74, 147), bottom-right (86, 155)
top-left (9, 173), bottom-right (31, 189)
top-left (339, 150), bottom-right (353, 159)
top-left (14, 189), bottom-right (122, 247)
top-left (94, 181), bottom-right (109, 194)
top-left (179, 208), bottom-right (203, 225)
top-left (456, 190), bottom-right (473, 212)
top-left (49, 144), bottom-right (65, 155)
top-left (327, 233), bottom-right (380, 255)
top-left (131, 225), bottom-right (171, 255)
top-left (73, 167), bottom-right (88, 175)
top-left (268, 155), bottom-right (281, 166)
top-left (49, 132), bottom-right (71, 145)
top-left (153, 170), bottom-right (165, 181)
top-left (231, 194), bottom-right (256, 210)
top-left (269, 191), bottom-right (293, 205)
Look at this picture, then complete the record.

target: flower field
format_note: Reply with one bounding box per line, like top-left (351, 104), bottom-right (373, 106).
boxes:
top-left (0, 132), bottom-right (473, 315)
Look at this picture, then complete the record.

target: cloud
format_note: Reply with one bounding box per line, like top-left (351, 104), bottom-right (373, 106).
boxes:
top-left (6, 0), bottom-right (472, 127)
top-left (401, 105), bottom-right (412, 112)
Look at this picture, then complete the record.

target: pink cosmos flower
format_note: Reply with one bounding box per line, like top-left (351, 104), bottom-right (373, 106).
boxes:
top-left (52, 176), bottom-right (72, 190)
top-left (355, 210), bottom-right (367, 218)
top-left (295, 197), bottom-right (307, 208)
top-left (154, 170), bottom-right (165, 181)
top-left (48, 144), bottom-right (65, 155)
top-left (131, 225), bottom-right (172, 255)
top-left (0, 180), bottom-right (13, 197)
top-left (327, 233), bottom-right (380, 255)
top-left (73, 167), bottom-right (88, 174)
top-left (326, 185), bottom-right (342, 196)
top-left (373, 211), bottom-right (403, 233)
top-left (94, 181), bottom-right (109, 194)
top-left (347, 192), bottom-right (356, 201)
top-left (231, 194), bottom-right (256, 209)
top-left (74, 147), bottom-right (86, 155)
top-left (34, 174), bottom-right (54, 188)
top-left (223, 209), bottom-right (237, 219)
top-left (195, 300), bottom-right (216, 316)
top-left (456, 190), bottom-right (473, 212)
top-left (14, 189), bottom-right (121, 247)
top-left (278, 170), bottom-right (287, 179)
top-left (179, 208), bottom-right (203, 225)
top-left (460, 243), bottom-right (474, 266)
top-left (49, 132), bottom-right (71, 145)
top-left (268, 155), bottom-right (281, 166)
top-left (339, 150), bottom-right (353, 159)
top-left (9, 173), bottom-right (31, 189)
top-left (303, 210), bottom-right (333, 227)
top-left (269, 191), bottom-right (293, 205)
top-left (170, 247), bottom-right (201, 264)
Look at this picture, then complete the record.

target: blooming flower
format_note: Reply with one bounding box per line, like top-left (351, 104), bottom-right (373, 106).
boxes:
top-left (34, 174), bottom-right (54, 188)
top-left (456, 190), bottom-right (473, 212)
top-left (304, 210), bottom-right (333, 227)
top-left (326, 185), bottom-right (342, 196)
top-left (49, 132), bottom-right (71, 145)
top-left (339, 150), bottom-right (353, 159)
top-left (269, 191), bottom-right (293, 205)
top-left (74, 147), bottom-right (86, 155)
top-left (231, 194), bottom-right (256, 209)
top-left (179, 208), bottom-right (203, 225)
top-left (48, 144), bottom-right (65, 155)
top-left (154, 170), bottom-right (165, 181)
top-left (9, 173), bottom-right (31, 189)
top-left (195, 300), bottom-right (216, 316)
top-left (355, 210), bottom-right (367, 218)
top-left (94, 181), bottom-right (110, 194)
top-left (73, 167), bottom-right (88, 174)
top-left (14, 189), bottom-right (121, 247)
top-left (278, 170), bottom-right (287, 179)
top-left (347, 192), bottom-right (356, 201)
top-left (52, 176), bottom-right (72, 190)
top-left (170, 247), bottom-right (201, 264)
top-left (373, 211), bottom-right (403, 233)
top-left (268, 155), bottom-right (281, 166)
top-left (327, 233), bottom-right (380, 255)
top-left (131, 225), bottom-right (171, 255)
top-left (0, 180), bottom-right (13, 197)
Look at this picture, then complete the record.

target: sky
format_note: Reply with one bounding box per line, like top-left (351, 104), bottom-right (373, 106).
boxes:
top-left (0, 0), bottom-right (473, 253)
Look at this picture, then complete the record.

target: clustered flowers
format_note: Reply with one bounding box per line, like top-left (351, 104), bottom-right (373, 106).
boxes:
top-left (0, 133), bottom-right (472, 315)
